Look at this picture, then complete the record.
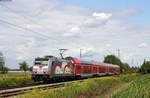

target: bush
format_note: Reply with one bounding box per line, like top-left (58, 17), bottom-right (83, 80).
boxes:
top-left (113, 74), bottom-right (150, 98)
top-left (19, 74), bottom-right (140, 98)
top-left (0, 66), bottom-right (8, 74)
top-left (139, 61), bottom-right (150, 74)
top-left (0, 75), bottom-right (34, 88)
top-left (104, 55), bottom-right (130, 73)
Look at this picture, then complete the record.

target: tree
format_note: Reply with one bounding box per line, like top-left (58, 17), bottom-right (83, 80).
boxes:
top-left (0, 63), bottom-right (3, 70)
top-left (29, 66), bottom-right (32, 72)
top-left (0, 63), bottom-right (8, 74)
top-left (103, 55), bottom-right (130, 73)
top-left (130, 66), bottom-right (140, 73)
top-left (122, 63), bottom-right (130, 73)
top-left (0, 54), bottom-right (8, 74)
top-left (1, 66), bottom-right (8, 74)
top-left (139, 61), bottom-right (150, 74)
top-left (104, 55), bottom-right (122, 64)
top-left (19, 61), bottom-right (29, 73)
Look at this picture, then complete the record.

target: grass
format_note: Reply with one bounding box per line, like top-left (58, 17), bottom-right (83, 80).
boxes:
top-left (0, 71), bottom-right (34, 88)
top-left (17, 73), bottom-right (140, 98)
top-left (0, 71), bottom-right (31, 76)
top-left (112, 74), bottom-right (150, 98)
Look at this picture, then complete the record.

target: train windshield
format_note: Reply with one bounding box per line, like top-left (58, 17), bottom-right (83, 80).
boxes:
top-left (34, 61), bottom-right (48, 66)
top-left (34, 58), bottom-right (49, 66)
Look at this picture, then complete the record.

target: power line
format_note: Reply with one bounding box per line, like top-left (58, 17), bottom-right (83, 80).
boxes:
top-left (0, 19), bottom-right (55, 40)
top-left (0, 3), bottom-right (56, 40)
top-left (0, 3), bottom-right (45, 28)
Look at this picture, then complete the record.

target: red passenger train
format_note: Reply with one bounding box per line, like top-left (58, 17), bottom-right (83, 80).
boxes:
top-left (32, 56), bottom-right (120, 82)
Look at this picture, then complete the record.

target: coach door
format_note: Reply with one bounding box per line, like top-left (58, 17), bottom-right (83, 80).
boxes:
top-left (92, 65), bottom-right (98, 74)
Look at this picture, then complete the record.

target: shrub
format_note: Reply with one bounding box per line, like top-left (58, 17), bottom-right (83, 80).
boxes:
top-left (139, 61), bottom-right (150, 74)
top-left (19, 74), bottom-right (140, 98)
top-left (0, 75), bottom-right (34, 88)
top-left (113, 74), bottom-right (150, 98)
top-left (0, 66), bottom-right (8, 74)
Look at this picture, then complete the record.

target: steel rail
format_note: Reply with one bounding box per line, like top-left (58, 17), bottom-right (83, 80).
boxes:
top-left (0, 80), bottom-right (83, 98)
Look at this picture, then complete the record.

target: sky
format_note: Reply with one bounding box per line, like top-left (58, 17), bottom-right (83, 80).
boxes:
top-left (0, 0), bottom-right (149, 69)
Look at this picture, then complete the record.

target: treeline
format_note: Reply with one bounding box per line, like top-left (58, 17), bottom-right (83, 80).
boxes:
top-left (1, 55), bottom-right (149, 74)
top-left (104, 55), bottom-right (150, 74)
top-left (17, 57), bottom-right (150, 74)
top-left (139, 60), bottom-right (150, 74)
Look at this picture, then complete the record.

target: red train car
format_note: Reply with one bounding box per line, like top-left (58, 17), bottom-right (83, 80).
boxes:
top-left (32, 56), bottom-right (120, 82)
top-left (70, 57), bottom-right (120, 77)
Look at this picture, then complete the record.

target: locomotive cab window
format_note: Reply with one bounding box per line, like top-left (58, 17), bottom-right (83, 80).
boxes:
top-left (34, 61), bottom-right (48, 66)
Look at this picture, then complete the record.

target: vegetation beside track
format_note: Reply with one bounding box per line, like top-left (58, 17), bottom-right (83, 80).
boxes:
top-left (0, 71), bottom-right (34, 88)
top-left (18, 74), bottom-right (140, 98)
top-left (0, 71), bottom-right (31, 76)
top-left (112, 74), bottom-right (150, 98)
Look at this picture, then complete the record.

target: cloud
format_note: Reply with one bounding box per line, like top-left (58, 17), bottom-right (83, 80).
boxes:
top-left (138, 43), bottom-right (148, 48)
top-left (83, 12), bottom-right (112, 28)
top-left (64, 26), bottom-right (81, 37)
top-left (93, 12), bottom-right (112, 20)
top-left (105, 44), bottom-right (112, 48)
top-left (0, 0), bottom-right (149, 68)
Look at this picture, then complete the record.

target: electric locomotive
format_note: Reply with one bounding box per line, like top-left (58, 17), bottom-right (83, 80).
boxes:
top-left (32, 55), bottom-right (120, 82)
top-left (32, 56), bottom-right (74, 81)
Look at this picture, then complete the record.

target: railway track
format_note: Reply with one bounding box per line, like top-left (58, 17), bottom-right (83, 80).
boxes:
top-left (0, 80), bottom-right (83, 98)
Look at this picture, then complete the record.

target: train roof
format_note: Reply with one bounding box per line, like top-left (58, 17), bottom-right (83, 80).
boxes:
top-left (65, 57), bottom-right (98, 65)
top-left (35, 55), bottom-right (57, 61)
top-left (65, 57), bottom-right (119, 67)
top-left (35, 56), bottom-right (119, 68)
top-left (35, 57), bottom-right (49, 61)
top-left (99, 62), bottom-right (119, 67)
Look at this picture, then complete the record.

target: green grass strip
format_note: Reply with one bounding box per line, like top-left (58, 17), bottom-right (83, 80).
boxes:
top-left (112, 74), bottom-right (150, 98)
top-left (18, 74), bottom-right (140, 98)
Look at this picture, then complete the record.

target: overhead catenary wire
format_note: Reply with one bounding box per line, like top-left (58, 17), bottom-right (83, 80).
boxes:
top-left (0, 3), bottom-right (47, 29)
top-left (0, 3), bottom-right (56, 40)
top-left (0, 19), bottom-right (56, 40)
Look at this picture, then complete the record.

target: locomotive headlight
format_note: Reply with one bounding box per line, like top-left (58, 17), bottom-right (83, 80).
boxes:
top-left (43, 68), bottom-right (48, 72)
top-left (33, 68), bottom-right (38, 72)
top-left (43, 68), bottom-right (48, 74)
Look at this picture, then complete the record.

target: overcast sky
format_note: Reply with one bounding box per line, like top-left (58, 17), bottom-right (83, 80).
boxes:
top-left (0, 0), bottom-right (149, 69)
